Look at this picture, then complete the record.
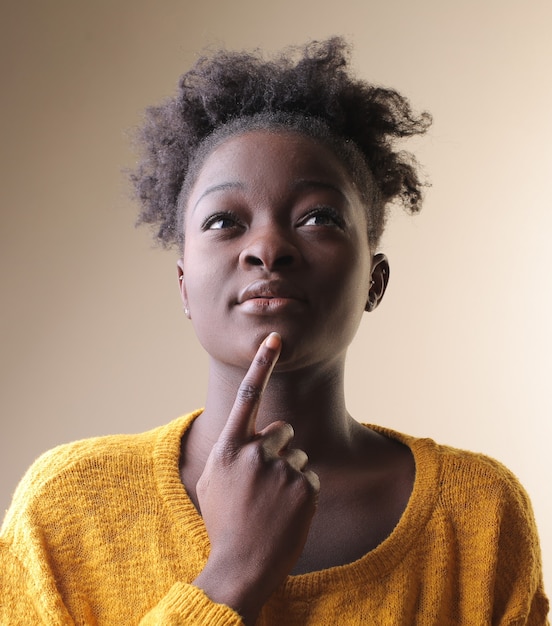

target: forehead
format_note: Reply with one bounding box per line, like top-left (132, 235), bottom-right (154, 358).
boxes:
top-left (187, 129), bottom-right (361, 204)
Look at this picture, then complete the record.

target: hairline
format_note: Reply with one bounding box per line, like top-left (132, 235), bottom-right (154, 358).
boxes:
top-left (176, 114), bottom-right (383, 251)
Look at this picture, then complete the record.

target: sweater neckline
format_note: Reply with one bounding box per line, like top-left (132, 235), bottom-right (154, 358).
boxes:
top-left (153, 411), bottom-right (441, 599)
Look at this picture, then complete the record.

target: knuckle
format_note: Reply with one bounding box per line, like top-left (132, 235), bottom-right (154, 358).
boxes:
top-left (281, 421), bottom-right (294, 439)
top-left (269, 420), bottom-right (294, 442)
top-left (272, 456), bottom-right (295, 480)
top-left (211, 440), bottom-right (230, 457)
top-left (289, 444), bottom-right (302, 454)
top-left (236, 382), bottom-right (262, 405)
top-left (289, 470), bottom-right (318, 508)
top-left (304, 470), bottom-right (321, 496)
top-left (243, 441), bottom-right (266, 468)
top-left (210, 440), bottom-right (240, 465)
top-left (254, 353), bottom-right (273, 368)
top-left (297, 450), bottom-right (309, 469)
top-left (259, 421), bottom-right (294, 457)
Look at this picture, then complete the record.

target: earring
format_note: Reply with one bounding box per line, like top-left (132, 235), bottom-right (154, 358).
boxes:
top-left (179, 275), bottom-right (184, 281)
top-left (184, 306), bottom-right (190, 318)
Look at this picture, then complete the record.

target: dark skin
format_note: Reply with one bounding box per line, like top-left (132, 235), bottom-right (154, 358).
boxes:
top-left (177, 131), bottom-right (415, 625)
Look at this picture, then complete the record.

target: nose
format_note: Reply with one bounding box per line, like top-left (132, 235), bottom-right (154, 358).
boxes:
top-left (239, 224), bottom-right (299, 271)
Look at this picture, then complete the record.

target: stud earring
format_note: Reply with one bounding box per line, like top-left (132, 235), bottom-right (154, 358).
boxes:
top-left (184, 306), bottom-right (190, 317)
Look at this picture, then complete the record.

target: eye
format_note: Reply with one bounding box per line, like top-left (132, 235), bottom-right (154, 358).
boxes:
top-left (201, 211), bottom-right (243, 231)
top-left (299, 207), bottom-right (345, 229)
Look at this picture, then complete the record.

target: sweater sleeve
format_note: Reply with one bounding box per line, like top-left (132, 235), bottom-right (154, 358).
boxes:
top-left (0, 536), bottom-right (82, 625)
top-left (139, 583), bottom-right (243, 625)
top-left (490, 466), bottom-right (549, 625)
top-left (0, 537), bottom-right (243, 625)
top-left (0, 435), bottom-right (245, 626)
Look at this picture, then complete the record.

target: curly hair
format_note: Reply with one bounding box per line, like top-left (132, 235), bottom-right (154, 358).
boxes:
top-left (131, 37), bottom-right (431, 249)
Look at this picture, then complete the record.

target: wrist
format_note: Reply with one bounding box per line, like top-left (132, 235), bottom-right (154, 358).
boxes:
top-left (193, 558), bottom-right (266, 625)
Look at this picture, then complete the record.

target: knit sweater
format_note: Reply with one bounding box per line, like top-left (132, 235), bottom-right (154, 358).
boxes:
top-left (1, 410), bottom-right (548, 625)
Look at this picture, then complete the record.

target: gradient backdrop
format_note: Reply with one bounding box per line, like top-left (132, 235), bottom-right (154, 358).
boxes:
top-left (2, 0), bottom-right (551, 592)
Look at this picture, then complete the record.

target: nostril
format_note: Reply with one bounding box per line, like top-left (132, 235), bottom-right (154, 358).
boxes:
top-left (275, 255), bottom-right (294, 268)
top-left (245, 255), bottom-right (264, 266)
top-left (241, 244), bottom-right (298, 269)
top-left (245, 254), bottom-right (295, 268)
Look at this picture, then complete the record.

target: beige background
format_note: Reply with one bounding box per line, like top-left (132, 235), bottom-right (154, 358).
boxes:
top-left (2, 0), bottom-right (551, 593)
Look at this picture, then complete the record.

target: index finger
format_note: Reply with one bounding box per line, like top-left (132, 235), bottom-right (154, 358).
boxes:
top-left (220, 332), bottom-right (282, 443)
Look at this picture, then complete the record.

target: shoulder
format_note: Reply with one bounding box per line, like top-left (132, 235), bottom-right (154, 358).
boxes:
top-left (368, 424), bottom-right (538, 529)
top-left (434, 441), bottom-right (533, 514)
top-left (13, 426), bottom-right (159, 494)
top-left (365, 425), bottom-right (549, 621)
top-left (372, 424), bottom-right (529, 501)
top-left (1, 413), bottom-right (197, 535)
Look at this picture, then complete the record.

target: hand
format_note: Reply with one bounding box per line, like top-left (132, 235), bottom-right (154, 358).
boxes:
top-left (193, 332), bottom-right (320, 624)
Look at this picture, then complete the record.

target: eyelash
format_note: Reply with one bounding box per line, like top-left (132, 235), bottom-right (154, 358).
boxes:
top-left (200, 206), bottom-right (345, 231)
top-left (300, 207), bottom-right (345, 229)
top-left (201, 211), bottom-right (243, 231)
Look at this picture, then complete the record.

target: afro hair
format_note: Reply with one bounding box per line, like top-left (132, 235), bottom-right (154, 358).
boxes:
top-left (130, 37), bottom-right (432, 249)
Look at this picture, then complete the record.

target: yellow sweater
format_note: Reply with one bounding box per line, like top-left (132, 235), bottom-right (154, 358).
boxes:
top-left (1, 411), bottom-right (549, 625)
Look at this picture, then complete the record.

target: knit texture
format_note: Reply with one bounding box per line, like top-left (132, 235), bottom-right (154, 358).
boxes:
top-left (1, 411), bottom-right (549, 625)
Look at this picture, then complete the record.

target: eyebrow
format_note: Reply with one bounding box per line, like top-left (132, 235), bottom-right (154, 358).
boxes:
top-left (192, 181), bottom-right (245, 213)
top-left (192, 178), bottom-right (350, 213)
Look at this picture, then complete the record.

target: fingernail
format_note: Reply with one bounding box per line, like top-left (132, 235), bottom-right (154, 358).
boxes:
top-left (265, 332), bottom-right (281, 349)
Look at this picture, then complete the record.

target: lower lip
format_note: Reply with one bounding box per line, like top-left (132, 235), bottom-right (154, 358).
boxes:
top-left (238, 297), bottom-right (304, 314)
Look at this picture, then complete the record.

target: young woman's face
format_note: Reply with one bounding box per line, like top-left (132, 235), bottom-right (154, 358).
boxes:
top-left (179, 130), bottom-right (378, 371)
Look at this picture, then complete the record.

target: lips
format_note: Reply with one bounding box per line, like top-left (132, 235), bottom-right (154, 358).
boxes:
top-left (237, 280), bottom-right (305, 305)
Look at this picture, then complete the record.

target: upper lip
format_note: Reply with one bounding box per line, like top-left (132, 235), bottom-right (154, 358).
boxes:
top-left (237, 279), bottom-right (305, 304)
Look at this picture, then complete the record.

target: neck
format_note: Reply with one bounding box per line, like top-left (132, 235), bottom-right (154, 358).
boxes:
top-left (196, 356), bottom-right (356, 463)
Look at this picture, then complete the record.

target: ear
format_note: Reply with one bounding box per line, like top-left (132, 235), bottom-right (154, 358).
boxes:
top-left (176, 259), bottom-right (191, 319)
top-left (365, 253), bottom-right (390, 312)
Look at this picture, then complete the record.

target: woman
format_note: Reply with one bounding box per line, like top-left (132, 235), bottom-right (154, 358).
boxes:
top-left (1, 38), bottom-right (548, 624)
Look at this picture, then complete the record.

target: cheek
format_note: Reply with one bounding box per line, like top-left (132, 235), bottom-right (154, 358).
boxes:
top-left (315, 239), bottom-right (370, 299)
top-left (181, 245), bottom-right (239, 349)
